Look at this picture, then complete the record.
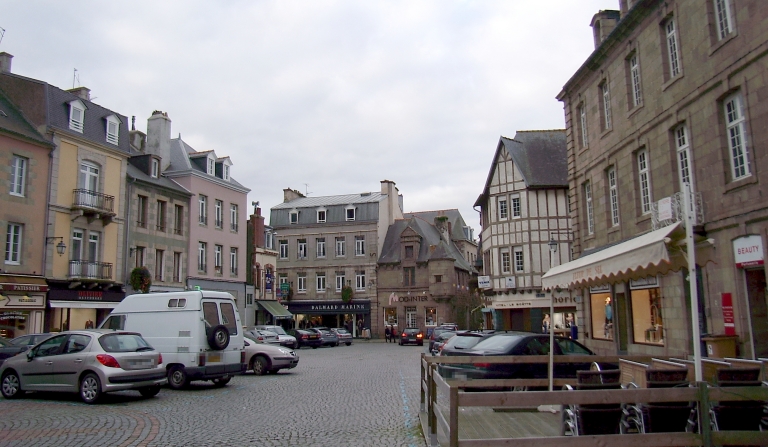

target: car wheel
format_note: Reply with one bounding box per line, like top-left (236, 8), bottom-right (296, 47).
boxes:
top-left (168, 365), bottom-right (189, 390)
top-left (212, 375), bottom-right (231, 387)
top-left (80, 373), bottom-right (102, 404)
top-left (1, 371), bottom-right (23, 399)
top-left (345, 342), bottom-right (351, 346)
top-left (207, 325), bottom-right (230, 350)
top-left (311, 346), bottom-right (318, 349)
top-left (334, 343), bottom-right (339, 347)
top-left (252, 355), bottom-right (270, 376)
top-left (139, 385), bottom-right (161, 398)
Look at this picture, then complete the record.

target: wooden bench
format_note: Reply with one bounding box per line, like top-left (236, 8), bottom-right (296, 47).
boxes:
top-left (653, 358), bottom-right (693, 382)
top-left (669, 357), bottom-right (731, 384)
top-left (724, 357), bottom-right (764, 381)
top-left (619, 359), bottom-right (649, 388)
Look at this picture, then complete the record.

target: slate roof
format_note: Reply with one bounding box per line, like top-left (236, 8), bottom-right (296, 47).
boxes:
top-left (0, 89), bottom-right (51, 147)
top-left (272, 192), bottom-right (384, 210)
top-left (126, 163), bottom-right (192, 196)
top-left (377, 216), bottom-right (475, 273)
top-left (404, 209), bottom-right (471, 242)
top-left (474, 130), bottom-right (566, 207)
top-left (165, 137), bottom-right (249, 191)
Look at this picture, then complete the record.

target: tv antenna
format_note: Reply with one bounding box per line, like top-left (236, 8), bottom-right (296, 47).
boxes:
top-left (72, 68), bottom-right (80, 89)
top-left (0, 28), bottom-right (5, 46)
top-left (304, 184), bottom-right (312, 196)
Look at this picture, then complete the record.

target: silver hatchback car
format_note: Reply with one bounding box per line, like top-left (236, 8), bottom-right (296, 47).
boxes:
top-left (0, 330), bottom-right (167, 404)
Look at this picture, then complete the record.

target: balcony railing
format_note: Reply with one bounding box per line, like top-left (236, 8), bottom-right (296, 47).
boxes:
top-left (72, 189), bottom-right (115, 215)
top-left (137, 220), bottom-right (147, 228)
top-left (173, 227), bottom-right (183, 235)
top-left (156, 224), bottom-right (166, 232)
top-left (68, 260), bottom-right (113, 280)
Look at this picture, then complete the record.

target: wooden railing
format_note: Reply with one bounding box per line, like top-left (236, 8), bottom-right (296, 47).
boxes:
top-left (420, 354), bottom-right (768, 447)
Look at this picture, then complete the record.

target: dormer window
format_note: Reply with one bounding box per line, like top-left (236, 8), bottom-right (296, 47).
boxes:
top-left (345, 205), bottom-right (356, 221)
top-left (69, 100), bottom-right (85, 133)
top-left (317, 208), bottom-right (327, 223)
top-left (290, 209), bottom-right (299, 224)
top-left (223, 164), bottom-right (230, 181)
top-left (151, 159), bottom-right (159, 178)
top-left (105, 115), bottom-right (120, 145)
top-left (207, 157), bottom-right (215, 175)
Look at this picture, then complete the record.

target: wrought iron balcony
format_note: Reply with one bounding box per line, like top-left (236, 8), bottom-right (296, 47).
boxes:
top-left (68, 260), bottom-right (113, 280)
top-left (72, 189), bottom-right (115, 216)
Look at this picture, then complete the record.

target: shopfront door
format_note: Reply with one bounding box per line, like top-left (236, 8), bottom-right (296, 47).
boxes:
top-left (746, 269), bottom-right (768, 357)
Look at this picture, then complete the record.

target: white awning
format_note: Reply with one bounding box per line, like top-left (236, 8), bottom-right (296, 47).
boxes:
top-left (542, 223), bottom-right (695, 290)
top-left (49, 301), bottom-right (119, 309)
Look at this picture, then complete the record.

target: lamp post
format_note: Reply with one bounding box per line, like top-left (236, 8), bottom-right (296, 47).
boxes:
top-left (547, 230), bottom-right (572, 392)
top-left (46, 236), bottom-right (66, 256)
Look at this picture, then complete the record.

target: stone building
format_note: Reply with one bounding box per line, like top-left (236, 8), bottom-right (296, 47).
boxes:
top-left (547, 0), bottom-right (768, 358)
top-left (475, 130), bottom-right (574, 333)
top-left (246, 203), bottom-right (280, 327)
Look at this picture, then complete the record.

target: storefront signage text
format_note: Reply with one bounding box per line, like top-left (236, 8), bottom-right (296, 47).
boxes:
top-left (733, 235), bottom-right (764, 268)
top-left (572, 265), bottom-right (603, 282)
top-left (0, 311), bottom-right (26, 321)
top-left (0, 294), bottom-right (45, 309)
top-left (722, 293), bottom-right (735, 336)
top-left (309, 304), bottom-right (367, 311)
top-left (0, 283), bottom-right (48, 292)
top-left (478, 276), bottom-right (491, 289)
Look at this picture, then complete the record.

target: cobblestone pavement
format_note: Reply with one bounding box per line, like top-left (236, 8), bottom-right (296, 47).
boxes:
top-left (0, 342), bottom-right (427, 447)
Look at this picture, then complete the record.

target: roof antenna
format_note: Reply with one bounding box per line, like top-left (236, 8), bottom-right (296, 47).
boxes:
top-left (0, 28), bottom-right (5, 46)
top-left (304, 184), bottom-right (312, 196)
top-left (72, 68), bottom-right (80, 89)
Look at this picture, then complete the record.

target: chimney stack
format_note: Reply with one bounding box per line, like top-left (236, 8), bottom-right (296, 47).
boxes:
top-left (67, 86), bottom-right (91, 101)
top-left (591, 10), bottom-right (621, 49)
top-left (0, 52), bottom-right (12, 73)
top-left (146, 111), bottom-right (172, 171)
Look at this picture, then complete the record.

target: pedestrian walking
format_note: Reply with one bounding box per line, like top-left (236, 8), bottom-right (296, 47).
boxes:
top-left (357, 318), bottom-right (363, 337)
top-left (384, 326), bottom-right (391, 343)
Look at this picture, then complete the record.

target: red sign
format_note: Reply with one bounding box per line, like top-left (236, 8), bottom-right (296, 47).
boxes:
top-left (722, 293), bottom-right (735, 336)
top-left (0, 283), bottom-right (48, 292)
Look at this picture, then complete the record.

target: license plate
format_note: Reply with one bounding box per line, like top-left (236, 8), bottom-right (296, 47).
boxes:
top-left (131, 359), bottom-right (154, 367)
top-left (208, 353), bottom-right (221, 363)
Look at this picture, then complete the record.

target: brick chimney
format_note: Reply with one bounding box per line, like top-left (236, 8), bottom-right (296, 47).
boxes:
top-left (251, 206), bottom-right (266, 248)
top-left (146, 111), bottom-right (172, 171)
top-left (434, 216), bottom-right (450, 242)
top-left (283, 188), bottom-right (305, 202)
top-left (0, 52), bottom-right (12, 73)
top-left (67, 86), bottom-right (91, 101)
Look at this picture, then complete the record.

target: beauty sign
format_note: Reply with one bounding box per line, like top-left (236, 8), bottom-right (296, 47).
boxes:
top-left (733, 235), bottom-right (764, 268)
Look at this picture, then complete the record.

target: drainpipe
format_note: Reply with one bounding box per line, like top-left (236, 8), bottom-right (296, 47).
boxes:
top-left (123, 176), bottom-right (136, 292)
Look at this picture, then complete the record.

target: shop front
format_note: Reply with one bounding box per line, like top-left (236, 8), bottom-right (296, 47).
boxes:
top-left (491, 292), bottom-right (579, 337)
top-left (0, 275), bottom-right (48, 338)
top-left (46, 288), bottom-right (125, 331)
top-left (286, 300), bottom-right (370, 337)
top-left (382, 293), bottom-right (454, 339)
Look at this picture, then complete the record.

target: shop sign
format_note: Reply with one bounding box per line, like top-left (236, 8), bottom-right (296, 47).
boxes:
top-left (0, 283), bottom-right (48, 292)
top-left (389, 293), bottom-right (430, 305)
top-left (0, 311), bottom-right (26, 322)
top-left (590, 285), bottom-right (610, 293)
top-left (722, 293), bottom-right (735, 336)
top-left (0, 294), bottom-right (45, 308)
top-left (493, 296), bottom-right (578, 309)
top-left (478, 276), bottom-right (491, 289)
top-left (657, 197), bottom-right (674, 221)
top-left (48, 289), bottom-right (125, 303)
top-left (733, 235), bottom-right (764, 268)
top-left (505, 277), bottom-right (516, 288)
top-left (265, 273), bottom-right (273, 291)
top-left (629, 276), bottom-right (659, 290)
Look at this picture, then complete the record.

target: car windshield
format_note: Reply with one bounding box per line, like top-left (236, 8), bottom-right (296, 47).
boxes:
top-left (438, 332), bottom-right (456, 341)
top-left (471, 334), bottom-right (523, 352)
top-left (335, 329), bottom-right (349, 334)
top-left (99, 334), bottom-right (153, 352)
top-left (405, 329), bottom-right (419, 334)
top-left (447, 335), bottom-right (485, 350)
top-left (262, 326), bottom-right (287, 335)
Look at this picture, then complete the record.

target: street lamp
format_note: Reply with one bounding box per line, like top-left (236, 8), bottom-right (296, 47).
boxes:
top-left (547, 230), bottom-right (572, 392)
top-left (46, 236), bottom-right (66, 256)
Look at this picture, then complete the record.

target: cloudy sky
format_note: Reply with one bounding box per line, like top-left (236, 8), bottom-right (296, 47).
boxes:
top-left (3, 1), bottom-right (611, 234)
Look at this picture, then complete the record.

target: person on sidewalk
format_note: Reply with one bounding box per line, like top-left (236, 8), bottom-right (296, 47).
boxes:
top-left (384, 326), bottom-right (391, 343)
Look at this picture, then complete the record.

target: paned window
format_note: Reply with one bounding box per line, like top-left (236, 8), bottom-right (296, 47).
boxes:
top-left (69, 102), bottom-right (84, 132)
top-left (156, 200), bottom-right (167, 232)
top-left (230, 204), bottom-right (238, 232)
top-left (298, 273), bottom-right (307, 292)
top-left (725, 93), bottom-right (750, 180)
top-left (675, 125), bottom-right (693, 188)
top-left (500, 249), bottom-right (511, 274)
top-left (151, 159), bottom-right (159, 178)
top-left (106, 116), bottom-right (120, 145)
top-left (199, 195), bottom-right (207, 225)
top-left (214, 245), bottom-right (223, 273)
top-left (714, 0), bottom-right (733, 40)
top-left (10, 155), bottom-right (27, 196)
top-left (79, 162), bottom-right (99, 191)
top-left (198, 242), bottom-right (207, 272)
top-left (317, 209), bottom-right (326, 223)
top-left (346, 207), bottom-right (355, 221)
top-left (279, 240), bottom-right (288, 259)
top-left (137, 195), bottom-right (148, 227)
top-left (498, 198), bottom-right (508, 220)
top-left (579, 103), bottom-right (588, 148)
top-left (637, 150), bottom-right (652, 214)
top-left (584, 182), bottom-right (595, 235)
top-left (629, 54), bottom-right (642, 107)
top-left (600, 81), bottom-right (612, 130)
top-left (403, 267), bottom-right (416, 286)
top-left (406, 307), bottom-right (417, 328)
top-left (207, 157), bottom-right (215, 175)
top-left (316, 238), bottom-right (326, 258)
top-left (71, 229), bottom-right (84, 261)
top-left (316, 273), bottom-right (326, 292)
top-left (355, 236), bottom-right (365, 256)
top-left (514, 246), bottom-right (524, 273)
top-left (666, 18), bottom-right (681, 78)
top-left (511, 196), bottom-right (521, 218)
top-left (155, 249), bottom-right (164, 281)
top-left (174, 205), bottom-right (184, 235)
top-left (4, 223), bottom-right (22, 264)
top-left (335, 237), bottom-right (346, 257)
top-left (336, 273), bottom-right (345, 292)
top-left (297, 239), bottom-right (307, 259)
top-left (608, 168), bottom-right (620, 226)
top-left (215, 200), bottom-right (223, 228)
top-left (356, 271), bottom-right (366, 291)
top-left (87, 232), bottom-right (99, 262)
top-left (230, 248), bottom-right (238, 275)
top-left (290, 210), bottom-right (298, 224)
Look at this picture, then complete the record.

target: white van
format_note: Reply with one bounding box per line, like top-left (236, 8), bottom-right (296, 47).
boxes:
top-left (99, 291), bottom-right (245, 389)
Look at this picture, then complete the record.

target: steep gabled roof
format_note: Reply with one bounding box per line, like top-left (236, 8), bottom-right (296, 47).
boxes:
top-left (272, 192), bottom-right (384, 210)
top-left (0, 89), bottom-right (51, 147)
top-left (404, 209), bottom-right (471, 242)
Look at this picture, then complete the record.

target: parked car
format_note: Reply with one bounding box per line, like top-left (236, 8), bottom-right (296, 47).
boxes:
top-left (308, 327), bottom-right (339, 347)
top-left (99, 291), bottom-right (245, 390)
top-left (439, 332), bottom-right (595, 384)
top-left (429, 330), bottom-right (457, 354)
top-left (428, 327), bottom-right (456, 352)
top-left (438, 330), bottom-right (496, 356)
top-left (0, 333), bottom-right (54, 365)
top-left (254, 325), bottom-right (297, 349)
top-left (331, 328), bottom-right (353, 346)
top-left (244, 329), bottom-right (281, 345)
top-left (286, 329), bottom-right (322, 349)
top-left (0, 330), bottom-right (166, 404)
top-left (399, 328), bottom-right (424, 346)
top-left (243, 335), bottom-right (299, 375)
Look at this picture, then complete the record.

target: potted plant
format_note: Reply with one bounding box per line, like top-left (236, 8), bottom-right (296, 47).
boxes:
top-left (129, 266), bottom-right (152, 293)
top-left (341, 285), bottom-right (354, 303)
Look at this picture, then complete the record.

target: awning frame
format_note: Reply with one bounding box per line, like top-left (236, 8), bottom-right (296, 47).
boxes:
top-left (256, 300), bottom-right (293, 320)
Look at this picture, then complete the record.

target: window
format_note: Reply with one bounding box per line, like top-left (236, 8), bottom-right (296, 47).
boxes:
top-left (155, 249), bottom-right (164, 281)
top-left (79, 162), bottom-right (99, 192)
top-left (675, 125), bottom-right (693, 188)
top-left (498, 198), bottom-right (508, 220)
top-left (71, 229), bottom-right (84, 261)
top-left (435, 275), bottom-right (442, 283)
top-left (230, 248), bottom-right (238, 275)
top-left (246, 293), bottom-right (253, 306)
top-left (665, 18), bottom-right (681, 78)
top-left (355, 236), bottom-right (365, 256)
top-left (600, 80), bottom-right (612, 130)
top-left (500, 249), bottom-right (511, 274)
top-left (637, 150), bottom-right (652, 214)
top-left (608, 167), bottom-right (620, 226)
top-left (4, 223), bottom-right (22, 264)
top-left (199, 195), bottom-right (207, 225)
top-left (335, 237), bottom-right (346, 257)
top-left (385, 308), bottom-right (397, 326)
top-left (265, 231), bottom-right (274, 250)
top-left (156, 200), bottom-right (167, 232)
top-left (133, 195), bottom-right (146, 228)
top-left (317, 209), bottom-right (326, 223)
top-left (10, 155), bottom-right (26, 196)
top-left (173, 252), bottom-right (182, 282)
top-left (223, 164), bottom-right (230, 181)
top-left (316, 238), bottom-right (326, 258)
top-left (214, 200), bottom-right (223, 228)
top-left (355, 271), bottom-right (365, 291)
top-left (403, 267), bottom-right (416, 286)
top-left (134, 246), bottom-right (145, 268)
top-left (405, 245), bottom-right (414, 259)
top-left (629, 53), bottom-right (642, 107)
top-left (591, 292), bottom-right (613, 340)
top-left (631, 286), bottom-right (664, 345)
top-left (230, 204), bottom-right (238, 232)
top-left (425, 308), bottom-right (436, 326)
top-left (214, 245), bottom-right (223, 273)
top-left (714, 0), bottom-right (733, 40)
top-left (207, 157), bottom-right (215, 175)
top-left (151, 159), bottom-right (159, 178)
top-left (724, 93), bottom-right (750, 180)
top-left (584, 181), bottom-right (594, 235)
top-left (406, 307), bottom-right (417, 328)
top-left (87, 232), bottom-right (100, 261)
top-left (298, 273), bottom-right (307, 292)
top-left (106, 116), bottom-right (120, 145)
top-left (511, 196), bottom-right (521, 218)
top-left (279, 240), bottom-right (288, 259)
top-left (297, 239), bottom-right (307, 259)
top-left (174, 205), bottom-right (184, 235)
top-left (346, 206), bottom-right (355, 221)
top-left (336, 273), bottom-right (345, 292)
top-left (316, 273), bottom-right (326, 292)
top-left (514, 247), bottom-right (524, 273)
top-left (578, 103), bottom-right (588, 148)
top-left (198, 242), bottom-right (207, 272)
top-left (69, 101), bottom-right (84, 132)
top-left (290, 210), bottom-right (299, 224)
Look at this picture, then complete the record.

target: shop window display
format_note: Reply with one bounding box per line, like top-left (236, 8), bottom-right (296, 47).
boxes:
top-left (425, 307), bottom-right (436, 326)
top-left (631, 287), bottom-right (663, 344)
top-left (384, 307), bottom-right (397, 326)
top-left (590, 292), bottom-right (613, 340)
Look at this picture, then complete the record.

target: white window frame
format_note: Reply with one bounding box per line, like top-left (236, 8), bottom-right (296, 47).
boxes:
top-left (356, 271), bottom-right (366, 291)
top-left (336, 274), bottom-right (345, 292)
top-left (316, 238), bottom-right (326, 258)
top-left (199, 195), bottom-right (207, 224)
top-left (71, 229), bottom-right (84, 261)
top-left (498, 198), bottom-right (508, 220)
top-left (609, 167), bottom-right (620, 226)
top-left (230, 204), bottom-right (238, 232)
top-left (230, 247), bottom-right (238, 275)
top-left (406, 307), bottom-right (417, 328)
top-left (79, 162), bottom-right (99, 191)
top-left (579, 103), bottom-right (588, 148)
top-left (223, 164), bottom-right (230, 181)
top-left (87, 232), bottom-right (100, 262)
top-left (298, 274), bottom-right (307, 293)
top-left (198, 242), bottom-right (207, 271)
top-left (725, 93), bottom-right (750, 180)
top-left (279, 240), bottom-right (288, 259)
top-left (355, 236), bottom-right (365, 256)
top-left (601, 81), bottom-right (612, 130)
top-left (316, 273), bottom-right (326, 293)
top-left (106, 115), bottom-right (120, 145)
top-left (214, 244), bottom-right (223, 273)
top-left (69, 100), bottom-right (85, 133)
top-left (513, 246), bottom-right (524, 273)
top-left (500, 249), bottom-right (511, 274)
top-left (511, 195), bottom-right (521, 218)
top-left (207, 157), bottom-right (215, 175)
top-left (585, 182), bottom-right (595, 235)
top-left (297, 240), bottom-right (307, 259)
top-left (630, 54), bottom-right (642, 107)
top-left (335, 237), bottom-right (346, 257)
top-left (151, 159), bottom-right (159, 178)
top-left (345, 206), bottom-right (356, 221)
top-left (265, 231), bottom-right (274, 250)
top-left (290, 210), bottom-right (299, 224)
top-left (676, 124), bottom-right (694, 188)
top-left (317, 209), bottom-right (326, 223)
top-left (637, 149), bottom-right (652, 214)
top-left (714, 0), bottom-right (733, 40)
top-left (10, 155), bottom-right (27, 197)
top-left (215, 200), bottom-right (223, 228)
top-left (155, 249), bottom-right (164, 281)
top-left (5, 223), bottom-right (22, 264)
top-left (666, 18), bottom-right (681, 78)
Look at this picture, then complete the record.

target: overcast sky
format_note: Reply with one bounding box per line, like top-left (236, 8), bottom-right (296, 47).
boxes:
top-left (3, 1), bottom-right (611, 235)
